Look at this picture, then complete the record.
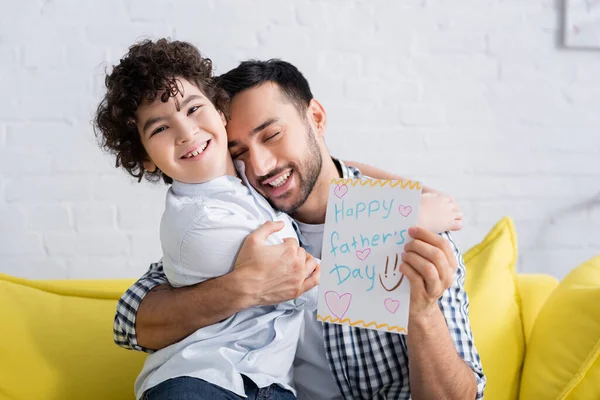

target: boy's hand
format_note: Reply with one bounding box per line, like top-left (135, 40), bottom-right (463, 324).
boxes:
top-left (233, 221), bottom-right (320, 308)
top-left (417, 192), bottom-right (463, 233)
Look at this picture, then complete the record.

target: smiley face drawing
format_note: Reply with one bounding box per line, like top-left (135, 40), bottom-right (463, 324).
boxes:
top-left (378, 253), bottom-right (405, 292)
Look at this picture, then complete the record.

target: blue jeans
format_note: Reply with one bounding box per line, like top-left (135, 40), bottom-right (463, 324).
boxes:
top-left (142, 375), bottom-right (296, 400)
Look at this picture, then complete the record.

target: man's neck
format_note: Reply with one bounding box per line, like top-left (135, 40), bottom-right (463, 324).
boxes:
top-left (291, 156), bottom-right (342, 225)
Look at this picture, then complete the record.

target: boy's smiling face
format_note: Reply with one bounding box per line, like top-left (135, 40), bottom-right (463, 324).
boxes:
top-left (136, 78), bottom-right (230, 184)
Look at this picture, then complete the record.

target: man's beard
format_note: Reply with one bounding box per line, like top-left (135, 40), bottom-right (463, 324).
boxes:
top-left (264, 126), bottom-right (323, 214)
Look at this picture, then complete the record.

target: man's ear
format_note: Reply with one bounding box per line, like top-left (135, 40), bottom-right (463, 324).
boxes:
top-left (143, 159), bottom-right (157, 173)
top-left (308, 99), bottom-right (327, 138)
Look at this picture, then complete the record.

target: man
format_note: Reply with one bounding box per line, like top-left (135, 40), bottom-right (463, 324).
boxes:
top-left (115, 59), bottom-right (485, 399)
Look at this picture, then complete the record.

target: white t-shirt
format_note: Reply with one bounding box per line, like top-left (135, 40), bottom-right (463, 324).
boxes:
top-left (293, 221), bottom-right (344, 400)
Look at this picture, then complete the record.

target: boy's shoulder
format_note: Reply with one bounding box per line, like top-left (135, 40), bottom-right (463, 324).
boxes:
top-left (161, 183), bottom-right (262, 232)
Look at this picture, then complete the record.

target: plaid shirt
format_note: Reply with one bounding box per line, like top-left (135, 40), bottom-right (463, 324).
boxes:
top-left (114, 161), bottom-right (486, 399)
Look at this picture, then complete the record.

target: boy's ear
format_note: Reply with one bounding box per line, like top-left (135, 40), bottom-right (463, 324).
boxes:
top-left (143, 160), bottom-right (157, 173)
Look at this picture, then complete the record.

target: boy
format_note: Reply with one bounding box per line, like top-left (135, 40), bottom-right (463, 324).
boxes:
top-left (96, 38), bottom-right (314, 400)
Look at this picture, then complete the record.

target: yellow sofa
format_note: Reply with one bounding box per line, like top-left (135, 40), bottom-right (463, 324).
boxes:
top-left (1, 217), bottom-right (599, 400)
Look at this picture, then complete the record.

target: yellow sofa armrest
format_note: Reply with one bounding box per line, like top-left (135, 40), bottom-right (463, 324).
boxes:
top-left (516, 273), bottom-right (559, 344)
top-left (0, 272), bottom-right (135, 299)
top-left (0, 273), bottom-right (146, 400)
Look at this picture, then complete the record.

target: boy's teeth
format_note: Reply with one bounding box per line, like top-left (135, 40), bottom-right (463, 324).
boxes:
top-left (184, 142), bottom-right (209, 158)
top-left (268, 171), bottom-right (291, 187)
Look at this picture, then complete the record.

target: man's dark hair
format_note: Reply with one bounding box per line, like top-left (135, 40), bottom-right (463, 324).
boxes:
top-left (94, 38), bottom-right (228, 184)
top-left (217, 59), bottom-right (313, 115)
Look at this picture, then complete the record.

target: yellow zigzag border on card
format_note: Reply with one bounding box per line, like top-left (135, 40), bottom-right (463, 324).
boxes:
top-left (317, 314), bottom-right (407, 333)
top-left (331, 178), bottom-right (421, 191)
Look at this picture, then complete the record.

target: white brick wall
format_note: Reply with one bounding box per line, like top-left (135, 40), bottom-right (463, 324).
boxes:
top-left (1, 0), bottom-right (599, 279)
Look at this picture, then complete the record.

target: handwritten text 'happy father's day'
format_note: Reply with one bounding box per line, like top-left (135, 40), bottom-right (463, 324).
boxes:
top-left (329, 197), bottom-right (410, 292)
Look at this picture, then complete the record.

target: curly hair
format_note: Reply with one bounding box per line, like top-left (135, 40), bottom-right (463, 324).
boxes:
top-left (94, 38), bottom-right (228, 184)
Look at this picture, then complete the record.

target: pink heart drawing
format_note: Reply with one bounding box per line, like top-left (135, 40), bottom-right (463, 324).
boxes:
top-left (355, 248), bottom-right (371, 261)
top-left (325, 291), bottom-right (352, 319)
top-left (398, 205), bottom-right (412, 217)
top-left (384, 298), bottom-right (400, 314)
top-left (334, 184), bottom-right (348, 199)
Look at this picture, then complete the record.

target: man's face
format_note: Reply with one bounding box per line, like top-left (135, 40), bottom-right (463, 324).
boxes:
top-left (136, 78), bottom-right (229, 184)
top-left (227, 82), bottom-right (323, 213)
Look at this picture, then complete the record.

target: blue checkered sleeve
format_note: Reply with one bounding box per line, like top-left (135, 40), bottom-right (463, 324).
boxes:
top-left (113, 260), bottom-right (168, 352)
top-left (439, 232), bottom-right (486, 399)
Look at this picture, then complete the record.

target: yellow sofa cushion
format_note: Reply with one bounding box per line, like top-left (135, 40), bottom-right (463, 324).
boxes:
top-left (516, 273), bottom-right (559, 343)
top-left (463, 217), bottom-right (525, 400)
top-left (0, 273), bottom-right (146, 400)
top-left (520, 255), bottom-right (600, 400)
